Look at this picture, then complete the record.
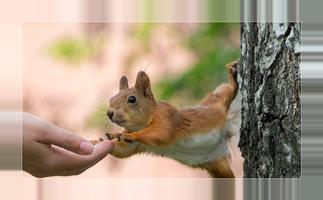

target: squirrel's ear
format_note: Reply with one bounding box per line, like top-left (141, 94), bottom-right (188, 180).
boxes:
top-left (119, 76), bottom-right (129, 91)
top-left (135, 71), bottom-right (153, 98)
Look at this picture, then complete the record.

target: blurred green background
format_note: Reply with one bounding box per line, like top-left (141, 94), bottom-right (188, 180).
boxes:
top-left (45, 23), bottom-right (239, 131)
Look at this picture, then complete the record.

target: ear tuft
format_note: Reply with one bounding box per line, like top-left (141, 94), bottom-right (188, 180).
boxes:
top-left (119, 76), bottom-right (129, 91)
top-left (135, 71), bottom-right (153, 97)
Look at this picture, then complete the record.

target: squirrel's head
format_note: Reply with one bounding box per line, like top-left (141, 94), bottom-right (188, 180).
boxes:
top-left (107, 71), bottom-right (157, 131)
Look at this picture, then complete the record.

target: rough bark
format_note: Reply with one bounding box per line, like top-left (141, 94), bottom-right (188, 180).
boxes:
top-left (238, 23), bottom-right (301, 177)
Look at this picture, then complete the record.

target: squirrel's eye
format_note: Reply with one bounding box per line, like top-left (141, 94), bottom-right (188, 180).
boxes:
top-left (128, 96), bottom-right (136, 104)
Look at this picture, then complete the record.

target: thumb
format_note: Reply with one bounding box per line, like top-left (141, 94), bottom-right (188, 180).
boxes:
top-left (48, 140), bottom-right (114, 175)
top-left (62, 140), bottom-right (114, 168)
top-left (86, 140), bottom-right (114, 162)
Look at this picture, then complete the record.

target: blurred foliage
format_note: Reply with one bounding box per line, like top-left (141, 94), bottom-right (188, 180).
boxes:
top-left (154, 23), bottom-right (239, 106)
top-left (185, 23), bottom-right (236, 56)
top-left (87, 23), bottom-right (239, 130)
top-left (47, 37), bottom-right (103, 64)
top-left (123, 23), bottom-right (156, 70)
top-left (133, 23), bottom-right (154, 42)
top-left (131, 23), bottom-right (156, 52)
top-left (154, 49), bottom-right (239, 105)
top-left (85, 103), bottom-right (111, 131)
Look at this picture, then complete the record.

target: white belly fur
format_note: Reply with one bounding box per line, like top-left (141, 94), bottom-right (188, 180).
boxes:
top-left (144, 128), bottom-right (229, 166)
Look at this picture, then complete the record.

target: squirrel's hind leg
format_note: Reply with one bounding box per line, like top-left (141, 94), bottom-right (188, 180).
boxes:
top-left (205, 157), bottom-right (235, 178)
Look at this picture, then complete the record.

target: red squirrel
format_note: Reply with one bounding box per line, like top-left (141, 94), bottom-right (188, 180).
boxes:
top-left (92, 61), bottom-right (240, 178)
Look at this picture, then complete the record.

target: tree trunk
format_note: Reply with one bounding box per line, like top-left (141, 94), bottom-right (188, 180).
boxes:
top-left (238, 23), bottom-right (301, 177)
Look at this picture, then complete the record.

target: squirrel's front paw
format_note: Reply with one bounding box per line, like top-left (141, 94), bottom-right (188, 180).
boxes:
top-left (226, 61), bottom-right (238, 77)
top-left (118, 133), bottom-right (135, 143)
top-left (225, 60), bottom-right (238, 74)
top-left (105, 132), bottom-right (126, 141)
top-left (105, 132), bottom-right (134, 143)
top-left (105, 132), bottom-right (119, 140)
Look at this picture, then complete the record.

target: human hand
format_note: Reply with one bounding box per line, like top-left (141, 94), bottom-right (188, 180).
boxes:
top-left (22, 113), bottom-right (114, 178)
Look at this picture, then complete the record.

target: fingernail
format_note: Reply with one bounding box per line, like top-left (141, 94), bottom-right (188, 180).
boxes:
top-left (80, 141), bottom-right (94, 154)
top-left (102, 140), bottom-right (114, 152)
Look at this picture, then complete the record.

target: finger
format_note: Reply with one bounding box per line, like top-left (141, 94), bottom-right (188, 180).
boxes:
top-left (79, 140), bottom-right (114, 165)
top-left (50, 140), bottom-right (114, 174)
top-left (38, 124), bottom-right (94, 155)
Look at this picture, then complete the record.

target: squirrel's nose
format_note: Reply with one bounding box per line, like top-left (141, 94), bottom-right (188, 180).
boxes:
top-left (107, 110), bottom-right (114, 121)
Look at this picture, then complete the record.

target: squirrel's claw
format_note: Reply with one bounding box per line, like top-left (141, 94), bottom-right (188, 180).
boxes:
top-left (116, 133), bottom-right (123, 142)
top-left (90, 137), bottom-right (104, 145)
top-left (226, 60), bottom-right (239, 84)
top-left (105, 132), bottom-right (123, 141)
top-left (117, 133), bottom-right (134, 143)
top-left (226, 61), bottom-right (238, 74)
top-left (104, 133), bottom-right (134, 143)
top-left (104, 132), bottom-right (134, 143)
top-left (105, 132), bottom-right (114, 140)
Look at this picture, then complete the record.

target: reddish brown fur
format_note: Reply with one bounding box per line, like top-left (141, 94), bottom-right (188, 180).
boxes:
top-left (94, 61), bottom-right (239, 178)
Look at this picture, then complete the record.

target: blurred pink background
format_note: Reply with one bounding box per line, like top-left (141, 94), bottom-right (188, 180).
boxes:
top-left (0, 1), bottom-right (241, 200)
top-left (23, 22), bottom-right (212, 179)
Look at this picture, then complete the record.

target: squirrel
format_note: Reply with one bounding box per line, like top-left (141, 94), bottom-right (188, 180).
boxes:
top-left (91, 61), bottom-right (241, 178)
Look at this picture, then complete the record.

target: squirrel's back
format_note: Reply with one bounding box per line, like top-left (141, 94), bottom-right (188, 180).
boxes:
top-left (142, 101), bottom-right (239, 166)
